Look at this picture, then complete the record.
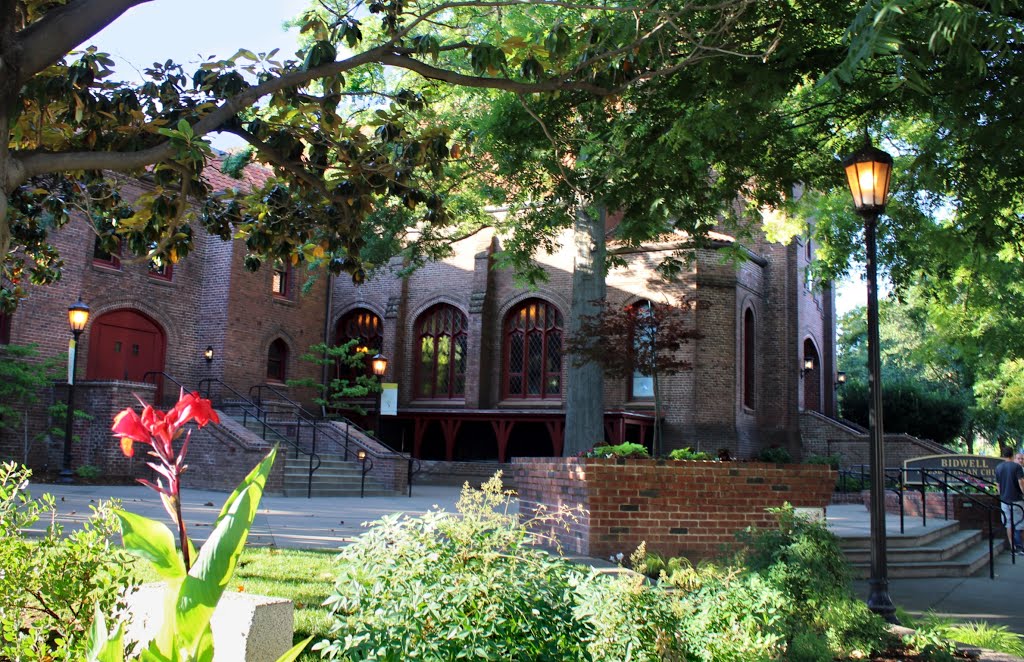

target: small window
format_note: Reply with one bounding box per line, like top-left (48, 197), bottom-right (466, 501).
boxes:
top-left (271, 260), bottom-right (290, 297)
top-left (743, 307), bottom-right (755, 409)
top-left (148, 256), bottom-right (173, 281)
top-left (267, 338), bottom-right (288, 382)
top-left (93, 236), bottom-right (121, 269)
top-left (0, 309), bottom-right (11, 345)
top-left (629, 301), bottom-right (656, 400)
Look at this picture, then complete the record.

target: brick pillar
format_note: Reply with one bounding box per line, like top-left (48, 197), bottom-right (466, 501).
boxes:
top-left (464, 240), bottom-right (495, 408)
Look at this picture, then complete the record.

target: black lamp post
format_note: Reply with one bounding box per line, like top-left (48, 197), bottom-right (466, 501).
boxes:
top-left (371, 353), bottom-right (388, 440)
top-left (60, 299), bottom-right (91, 483)
top-left (842, 134), bottom-right (897, 622)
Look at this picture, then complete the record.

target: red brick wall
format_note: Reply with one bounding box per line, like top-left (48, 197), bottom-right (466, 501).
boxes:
top-left (48, 381), bottom-right (158, 480)
top-left (512, 457), bottom-right (834, 560)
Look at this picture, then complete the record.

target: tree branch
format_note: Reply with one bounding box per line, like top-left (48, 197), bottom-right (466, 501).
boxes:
top-left (15, 0), bottom-right (153, 86)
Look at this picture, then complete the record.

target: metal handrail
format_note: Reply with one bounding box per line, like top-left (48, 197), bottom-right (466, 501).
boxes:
top-left (838, 464), bottom-right (1019, 579)
top-left (198, 378), bottom-right (322, 498)
top-left (141, 371), bottom-right (190, 406)
top-left (249, 382), bottom-right (421, 496)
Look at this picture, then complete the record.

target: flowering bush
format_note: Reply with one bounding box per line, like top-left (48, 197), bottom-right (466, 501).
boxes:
top-left (88, 391), bottom-right (309, 662)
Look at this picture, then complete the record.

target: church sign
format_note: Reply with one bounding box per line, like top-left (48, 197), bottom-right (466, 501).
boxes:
top-left (903, 454), bottom-right (1001, 485)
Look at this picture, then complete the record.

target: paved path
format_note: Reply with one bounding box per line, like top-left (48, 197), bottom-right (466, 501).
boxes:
top-left (26, 482), bottom-right (470, 550)
top-left (25, 482), bottom-right (1024, 635)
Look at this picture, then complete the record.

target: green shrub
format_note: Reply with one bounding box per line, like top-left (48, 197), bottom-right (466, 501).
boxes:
top-left (674, 571), bottom-right (787, 661)
top-left (0, 462), bottom-right (139, 661)
top-left (756, 446), bottom-right (793, 463)
top-left (75, 464), bottom-right (102, 480)
top-left (669, 447), bottom-right (712, 461)
top-left (805, 453), bottom-right (842, 470)
top-left (736, 504), bottom-right (890, 655)
top-left (315, 473), bottom-right (593, 660)
top-left (917, 613), bottom-right (1024, 656)
top-left (588, 442), bottom-right (649, 458)
top-left (574, 561), bottom-right (684, 661)
top-left (787, 630), bottom-right (833, 662)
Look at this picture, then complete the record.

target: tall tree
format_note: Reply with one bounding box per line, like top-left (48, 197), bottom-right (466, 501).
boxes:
top-left (0, 0), bottom-right (765, 311)
top-left (473, 0), bottom-right (858, 454)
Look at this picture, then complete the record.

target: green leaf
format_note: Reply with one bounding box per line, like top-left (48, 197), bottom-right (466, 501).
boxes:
top-left (172, 448), bottom-right (277, 655)
top-left (86, 604), bottom-right (125, 662)
top-left (117, 510), bottom-right (186, 581)
top-left (276, 636), bottom-right (314, 662)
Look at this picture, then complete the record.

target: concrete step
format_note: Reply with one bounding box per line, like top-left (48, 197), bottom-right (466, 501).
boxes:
top-left (842, 529), bottom-right (984, 564)
top-left (282, 487), bottom-right (393, 497)
top-left (848, 537), bottom-right (1008, 578)
top-left (838, 519), bottom-right (962, 550)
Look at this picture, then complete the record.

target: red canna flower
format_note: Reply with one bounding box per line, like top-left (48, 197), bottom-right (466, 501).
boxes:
top-left (110, 389), bottom-right (220, 572)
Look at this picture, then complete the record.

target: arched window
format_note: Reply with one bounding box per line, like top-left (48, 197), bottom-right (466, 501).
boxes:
top-left (504, 299), bottom-right (563, 399)
top-left (335, 309), bottom-right (383, 352)
top-left (415, 304), bottom-right (467, 399)
top-left (630, 301), bottom-right (656, 399)
top-left (334, 309), bottom-right (384, 382)
top-left (267, 338), bottom-right (288, 382)
top-left (743, 307), bottom-right (755, 409)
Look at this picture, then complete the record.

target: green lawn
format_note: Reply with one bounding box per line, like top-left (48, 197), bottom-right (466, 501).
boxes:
top-left (133, 546), bottom-right (339, 660)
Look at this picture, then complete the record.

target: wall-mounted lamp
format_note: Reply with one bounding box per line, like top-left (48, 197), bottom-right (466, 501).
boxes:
top-left (204, 345), bottom-right (214, 363)
top-left (835, 372), bottom-right (847, 389)
top-left (800, 357), bottom-right (815, 378)
top-left (371, 353), bottom-right (388, 377)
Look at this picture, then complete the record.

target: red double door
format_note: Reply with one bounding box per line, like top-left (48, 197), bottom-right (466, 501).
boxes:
top-left (86, 310), bottom-right (166, 387)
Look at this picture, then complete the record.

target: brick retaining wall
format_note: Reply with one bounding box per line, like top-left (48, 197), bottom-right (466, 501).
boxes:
top-left (511, 457), bottom-right (834, 560)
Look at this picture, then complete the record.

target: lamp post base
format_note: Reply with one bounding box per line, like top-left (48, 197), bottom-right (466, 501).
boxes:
top-left (57, 467), bottom-right (75, 484)
top-left (867, 579), bottom-right (898, 624)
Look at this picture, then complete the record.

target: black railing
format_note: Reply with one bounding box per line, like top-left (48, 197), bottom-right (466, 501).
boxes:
top-left (198, 378), bottom-right (321, 498)
top-left (141, 371), bottom-right (190, 407)
top-left (838, 465), bottom-right (1023, 579)
top-left (249, 383), bottom-right (421, 497)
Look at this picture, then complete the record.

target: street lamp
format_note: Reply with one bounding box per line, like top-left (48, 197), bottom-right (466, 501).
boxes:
top-left (842, 134), bottom-right (897, 622)
top-left (60, 299), bottom-right (91, 483)
top-left (371, 353), bottom-right (388, 440)
top-left (800, 357), bottom-right (815, 378)
top-left (204, 345), bottom-right (214, 363)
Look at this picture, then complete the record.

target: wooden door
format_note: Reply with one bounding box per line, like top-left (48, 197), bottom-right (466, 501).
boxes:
top-left (87, 310), bottom-right (166, 393)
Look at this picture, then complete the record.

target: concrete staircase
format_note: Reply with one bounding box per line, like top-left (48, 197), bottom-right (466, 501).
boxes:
top-left (282, 452), bottom-right (395, 497)
top-left (839, 519), bottom-right (1007, 578)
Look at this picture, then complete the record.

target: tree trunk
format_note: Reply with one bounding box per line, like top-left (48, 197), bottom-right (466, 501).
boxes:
top-left (563, 202), bottom-right (607, 456)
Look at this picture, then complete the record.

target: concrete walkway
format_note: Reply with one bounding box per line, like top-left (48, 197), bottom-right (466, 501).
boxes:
top-left (831, 503), bottom-right (1024, 635)
top-left (25, 482), bottom-right (1024, 636)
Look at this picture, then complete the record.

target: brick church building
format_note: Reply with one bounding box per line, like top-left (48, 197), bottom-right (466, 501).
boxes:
top-left (0, 165), bottom-right (847, 483)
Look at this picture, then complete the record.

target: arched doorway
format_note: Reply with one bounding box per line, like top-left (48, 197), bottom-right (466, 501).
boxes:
top-left (802, 338), bottom-right (821, 413)
top-left (87, 310), bottom-right (167, 392)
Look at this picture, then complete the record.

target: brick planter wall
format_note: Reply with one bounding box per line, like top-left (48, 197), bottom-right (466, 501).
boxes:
top-left (511, 457), bottom-right (834, 560)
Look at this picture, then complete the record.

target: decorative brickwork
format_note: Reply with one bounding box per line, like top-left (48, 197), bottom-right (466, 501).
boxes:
top-left (512, 457), bottom-right (834, 560)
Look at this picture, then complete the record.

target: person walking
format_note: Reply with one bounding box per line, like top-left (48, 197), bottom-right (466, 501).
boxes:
top-left (996, 445), bottom-right (1024, 553)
